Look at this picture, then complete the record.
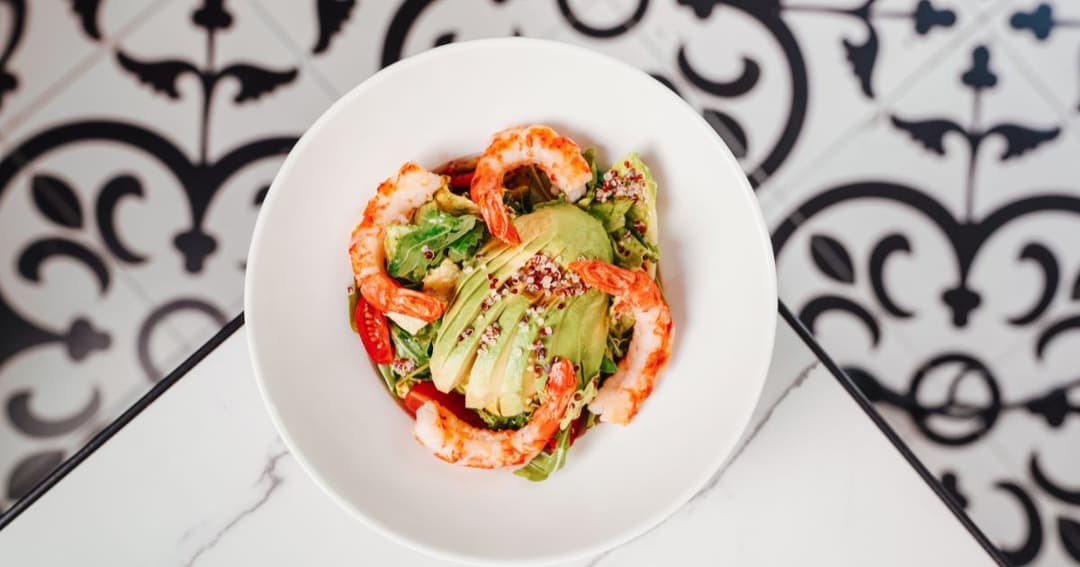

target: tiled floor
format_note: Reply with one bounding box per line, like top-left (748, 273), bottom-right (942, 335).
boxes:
top-left (1, 0), bottom-right (1078, 563)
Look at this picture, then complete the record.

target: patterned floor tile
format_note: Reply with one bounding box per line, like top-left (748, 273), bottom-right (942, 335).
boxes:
top-left (993, 0), bottom-right (1080, 118)
top-left (0, 1), bottom-right (171, 128)
top-left (747, 0), bottom-right (1019, 192)
top-left (254, 0), bottom-right (583, 99)
top-left (2, 1), bottom-right (1080, 564)
top-left (902, 432), bottom-right (1069, 566)
top-left (0, 0), bottom-right (336, 507)
top-left (764, 7), bottom-right (1080, 563)
top-left (626, 0), bottom-right (830, 188)
top-left (0, 144), bottom-right (185, 510)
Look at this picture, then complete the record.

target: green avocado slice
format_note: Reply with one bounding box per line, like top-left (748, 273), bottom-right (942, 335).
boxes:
top-left (499, 317), bottom-right (541, 416)
top-left (430, 204), bottom-right (614, 417)
top-left (465, 295), bottom-right (528, 410)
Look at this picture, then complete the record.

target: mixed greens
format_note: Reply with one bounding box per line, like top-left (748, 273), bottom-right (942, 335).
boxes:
top-left (349, 149), bottom-right (660, 481)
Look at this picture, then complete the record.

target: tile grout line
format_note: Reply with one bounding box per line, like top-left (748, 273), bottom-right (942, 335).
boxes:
top-left (922, 431), bottom-right (1080, 525)
top-left (0, 0), bottom-right (176, 136)
top-left (613, 0), bottom-right (771, 185)
top-left (243, 0), bottom-right (344, 101)
top-left (2, 0), bottom-right (199, 355)
top-left (615, 0), bottom-right (1036, 382)
top-left (4, 129), bottom-right (195, 352)
top-left (867, 0), bottom-right (1080, 391)
top-left (991, 28), bottom-right (1078, 124)
top-left (757, 1), bottom-right (1061, 384)
top-left (873, 0), bottom-right (1015, 113)
top-left (763, 0), bottom-right (1016, 205)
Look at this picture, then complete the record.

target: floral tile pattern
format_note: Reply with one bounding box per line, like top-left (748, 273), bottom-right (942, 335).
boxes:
top-left (1, 0), bottom-right (1078, 563)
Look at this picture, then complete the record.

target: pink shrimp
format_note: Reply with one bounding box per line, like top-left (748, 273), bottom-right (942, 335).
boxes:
top-left (349, 162), bottom-right (447, 322)
top-left (569, 260), bottom-right (674, 425)
top-left (413, 358), bottom-right (578, 468)
top-left (470, 125), bottom-right (592, 246)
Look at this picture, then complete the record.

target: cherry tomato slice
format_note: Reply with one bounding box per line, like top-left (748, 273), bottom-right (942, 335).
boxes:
top-left (449, 171), bottom-right (474, 190)
top-left (404, 382), bottom-right (487, 428)
top-left (354, 296), bottom-right (393, 364)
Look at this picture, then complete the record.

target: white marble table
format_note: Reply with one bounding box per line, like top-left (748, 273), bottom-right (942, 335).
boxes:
top-left (0, 306), bottom-right (1004, 566)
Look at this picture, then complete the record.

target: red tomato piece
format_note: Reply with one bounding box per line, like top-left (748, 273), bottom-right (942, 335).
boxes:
top-left (354, 296), bottom-right (393, 364)
top-left (404, 382), bottom-right (487, 428)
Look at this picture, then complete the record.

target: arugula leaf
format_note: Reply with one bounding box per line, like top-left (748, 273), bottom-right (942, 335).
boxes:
top-left (447, 224), bottom-right (485, 263)
top-left (514, 427), bottom-right (571, 481)
top-left (386, 203), bottom-right (482, 283)
top-left (376, 364), bottom-right (397, 396)
top-left (587, 198), bottom-right (634, 233)
top-left (393, 364), bottom-right (431, 398)
top-left (600, 356), bottom-right (618, 375)
top-left (476, 409), bottom-right (531, 430)
top-left (383, 225), bottom-right (412, 262)
top-left (560, 378), bottom-right (598, 430)
top-left (582, 148), bottom-right (603, 191)
top-left (389, 322), bottom-right (432, 365)
top-left (606, 310), bottom-right (634, 362)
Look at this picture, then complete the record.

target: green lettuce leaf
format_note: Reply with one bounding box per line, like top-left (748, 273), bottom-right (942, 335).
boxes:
top-left (447, 224), bottom-right (485, 263)
top-left (587, 198), bottom-right (634, 233)
top-left (385, 202), bottom-right (483, 283)
top-left (476, 409), bottom-right (531, 430)
top-left (389, 321), bottom-right (434, 366)
top-left (582, 148), bottom-right (603, 191)
top-left (514, 427), bottom-right (571, 482)
top-left (612, 229), bottom-right (657, 271)
top-left (600, 356), bottom-right (618, 375)
top-left (376, 364), bottom-right (396, 396)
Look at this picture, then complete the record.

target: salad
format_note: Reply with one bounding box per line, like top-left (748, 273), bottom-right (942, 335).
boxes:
top-left (347, 125), bottom-right (673, 480)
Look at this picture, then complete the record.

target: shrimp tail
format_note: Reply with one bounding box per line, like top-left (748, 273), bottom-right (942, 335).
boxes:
top-left (472, 184), bottom-right (521, 246)
top-left (360, 272), bottom-right (446, 322)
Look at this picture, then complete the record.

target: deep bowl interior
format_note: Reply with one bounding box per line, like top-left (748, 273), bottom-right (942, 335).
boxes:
top-left (245, 38), bottom-right (776, 565)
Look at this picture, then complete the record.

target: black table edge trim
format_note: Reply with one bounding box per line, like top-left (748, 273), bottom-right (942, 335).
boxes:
top-left (0, 306), bottom-right (1008, 566)
top-left (0, 313), bottom-right (245, 531)
top-left (779, 303), bottom-right (1008, 566)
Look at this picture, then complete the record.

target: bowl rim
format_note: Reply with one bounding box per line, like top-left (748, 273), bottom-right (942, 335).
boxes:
top-left (245, 36), bottom-right (777, 566)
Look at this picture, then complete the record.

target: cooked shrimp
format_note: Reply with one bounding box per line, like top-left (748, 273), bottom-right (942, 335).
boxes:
top-left (349, 162), bottom-right (447, 322)
top-left (413, 358), bottom-right (578, 468)
top-left (471, 125), bottom-right (592, 246)
top-left (569, 260), bottom-right (673, 425)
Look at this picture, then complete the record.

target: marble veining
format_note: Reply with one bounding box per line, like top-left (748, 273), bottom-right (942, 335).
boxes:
top-left (181, 444), bottom-right (290, 567)
top-left (587, 359), bottom-right (822, 567)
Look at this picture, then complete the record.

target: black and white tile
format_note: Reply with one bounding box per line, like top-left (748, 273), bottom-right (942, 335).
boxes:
top-left (1, 0), bottom-right (1079, 563)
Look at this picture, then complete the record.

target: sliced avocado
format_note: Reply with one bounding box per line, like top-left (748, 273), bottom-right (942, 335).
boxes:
top-left (547, 290), bottom-right (609, 383)
top-left (431, 238), bottom-right (554, 388)
top-left (430, 204), bottom-right (614, 409)
top-left (498, 318), bottom-right (540, 416)
top-left (431, 297), bottom-right (509, 393)
top-left (465, 295), bottom-right (528, 409)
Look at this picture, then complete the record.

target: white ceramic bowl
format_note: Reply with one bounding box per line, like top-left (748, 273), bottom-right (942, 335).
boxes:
top-left (246, 38), bottom-right (776, 565)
